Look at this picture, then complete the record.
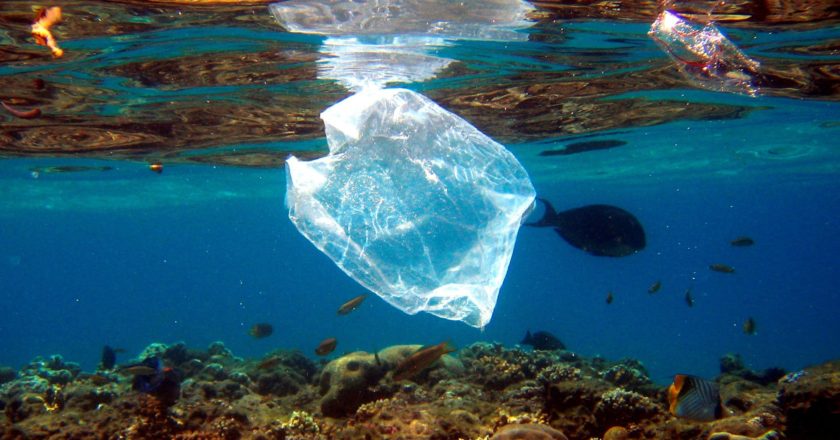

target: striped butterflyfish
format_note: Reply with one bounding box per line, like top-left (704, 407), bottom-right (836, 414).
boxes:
top-left (668, 374), bottom-right (723, 421)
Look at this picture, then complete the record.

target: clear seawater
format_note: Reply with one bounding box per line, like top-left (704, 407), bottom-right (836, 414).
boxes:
top-left (1, 2), bottom-right (838, 385)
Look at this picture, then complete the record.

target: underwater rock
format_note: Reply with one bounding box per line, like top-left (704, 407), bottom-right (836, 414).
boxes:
top-left (0, 367), bottom-right (16, 385)
top-left (777, 361), bottom-right (840, 440)
top-left (254, 368), bottom-right (307, 397)
top-left (600, 358), bottom-right (654, 392)
top-left (708, 430), bottom-right (781, 440)
top-left (318, 351), bottom-right (389, 417)
top-left (207, 341), bottom-right (236, 360)
top-left (594, 387), bottom-right (664, 428)
top-left (198, 363), bottom-right (229, 382)
top-left (61, 382), bottom-right (118, 412)
top-left (545, 379), bottom-right (612, 438)
top-left (462, 343), bottom-right (561, 390)
top-left (491, 423), bottom-right (569, 439)
top-left (603, 425), bottom-right (630, 440)
top-left (137, 342), bottom-right (169, 361)
top-left (720, 353), bottom-right (787, 386)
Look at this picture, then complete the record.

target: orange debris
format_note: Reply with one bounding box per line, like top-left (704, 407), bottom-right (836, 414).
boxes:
top-left (31, 6), bottom-right (64, 57)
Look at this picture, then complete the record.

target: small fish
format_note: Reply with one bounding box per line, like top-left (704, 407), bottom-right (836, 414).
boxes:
top-left (117, 359), bottom-right (160, 377)
top-left (648, 280), bottom-right (662, 294)
top-left (668, 374), bottom-right (723, 421)
top-left (392, 341), bottom-right (455, 381)
top-left (743, 317), bottom-right (757, 335)
top-left (338, 294), bottom-right (367, 315)
top-left (249, 323), bottom-right (274, 339)
top-left (100, 345), bottom-right (118, 370)
top-left (31, 6), bottom-right (64, 57)
top-left (521, 330), bottom-right (566, 351)
top-left (30, 165), bottom-right (113, 174)
top-left (257, 356), bottom-right (281, 370)
top-left (710, 263), bottom-right (735, 274)
top-left (2, 101), bottom-right (41, 119)
top-left (84, 374), bottom-right (112, 386)
top-left (149, 162), bottom-right (163, 174)
top-left (685, 288), bottom-right (695, 307)
top-left (315, 337), bottom-right (338, 356)
top-left (730, 236), bottom-right (755, 247)
top-left (606, 291), bottom-right (614, 304)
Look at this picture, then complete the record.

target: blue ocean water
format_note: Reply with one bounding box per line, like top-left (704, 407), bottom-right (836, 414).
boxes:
top-left (1, 4), bottom-right (839, 386)
top-left (1, 157), bottom-right (837, 384)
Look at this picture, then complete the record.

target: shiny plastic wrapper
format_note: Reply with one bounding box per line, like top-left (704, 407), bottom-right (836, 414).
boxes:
top-left (649, 10), bottom-right (761, 96)
top-left (269, 0), bottom-right (533, 40)
top-left (285, 88), bottom-right (535, 328)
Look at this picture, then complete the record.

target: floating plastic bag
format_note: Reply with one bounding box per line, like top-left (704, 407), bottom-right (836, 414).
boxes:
top-left (285, 88), bottom-right (535, 328)
top-left (649, 10), bottom-right (761, 96)
top-left (270, 0), bottom-right (534, 90)
top-left (269, 0), bottom-right (534, 40)
top-left (318, 36), bottom-right (454, 91)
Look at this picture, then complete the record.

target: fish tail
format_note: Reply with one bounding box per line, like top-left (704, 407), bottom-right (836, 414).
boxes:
top-left (526, 198), bottom-right (558, 227)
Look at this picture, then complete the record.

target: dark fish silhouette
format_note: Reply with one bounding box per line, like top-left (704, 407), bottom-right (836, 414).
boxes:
top-left (730, 236), bottom-right (755, 246)
top-left (127, 357), bottom-right (181, 405)
top-left (539, 139), bottom-right (627, 156)
top-left (743, 317), bottom-right (757, 335)
top-left (710, 263), bottom-right (735, 274)
top-left (521, 330), bottom-right (566, 351)
top-left (100, 345), bottom-right (117, 370)
top-left (668, 374), bottom-right (723, 421)
top-left (685, 287), bottom-right (695, 307)
top-left (30, 165), bottom-right (112, 174)
top-left (648, 280), bottom-right (662, 294)
top-left (606, 291), bottom-right (614, 304)
top-left (527, 198), bottom-right (645, 257)
top-left (315, 338), bottom-right (338, 356)
top-left (249, 323), bottom-right (274, 339)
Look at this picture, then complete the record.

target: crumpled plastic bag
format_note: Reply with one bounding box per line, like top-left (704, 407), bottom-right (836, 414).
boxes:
top-left (285, 88), bottom-right (535, 327)
top-left (649, 10), bottom-right (761, 96)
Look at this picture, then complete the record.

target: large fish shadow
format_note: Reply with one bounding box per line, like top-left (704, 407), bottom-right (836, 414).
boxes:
top-left (526, 198), bottom-right (646, 257)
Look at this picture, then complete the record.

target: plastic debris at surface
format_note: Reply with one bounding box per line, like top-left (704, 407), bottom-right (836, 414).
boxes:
top-left (270, 0), bottom-right (534, 90)
top-left (269, 0), bottom-right (534, 40)
top-left (649, 10), bottom-right (761, 96)
top-left (285, 88), bottom-right (535, 328)
top-left (318, 36), bottom-right (454, 91)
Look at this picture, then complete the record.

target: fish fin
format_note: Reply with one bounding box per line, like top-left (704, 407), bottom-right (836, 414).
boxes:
top-left (442, 341), bottom-right (456, 354)
top-left (525, 198), bottom-right (558, 227)
top-left (521, 330), bottom-right (532, 345)
top-left (673, 375), bottom-right (721, 421)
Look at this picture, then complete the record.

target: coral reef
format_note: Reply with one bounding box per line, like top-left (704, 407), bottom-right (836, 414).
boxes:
top-left (0, 341), bottom-right (836, 439)
top-left (776, 360), bottom-right (840, 440)
top-left (491, 423), bottom-right (568, 439)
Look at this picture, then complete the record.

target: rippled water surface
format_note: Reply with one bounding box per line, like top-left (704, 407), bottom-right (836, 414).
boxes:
top-left (1, 1), bottom-right (839, 381)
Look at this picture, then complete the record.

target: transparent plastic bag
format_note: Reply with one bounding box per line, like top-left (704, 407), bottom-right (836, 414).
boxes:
top-left (285, 88), bottom-right (535, 327)
top-left (269, 0), bottom-right (534, 40)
